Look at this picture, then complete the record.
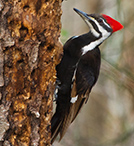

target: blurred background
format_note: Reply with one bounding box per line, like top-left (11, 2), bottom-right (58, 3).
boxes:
top-left (54, 0), bottom-right (134, 145)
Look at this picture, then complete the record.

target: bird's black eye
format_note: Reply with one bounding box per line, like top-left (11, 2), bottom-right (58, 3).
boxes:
top-left (98, 18), bottom-right (103, 23)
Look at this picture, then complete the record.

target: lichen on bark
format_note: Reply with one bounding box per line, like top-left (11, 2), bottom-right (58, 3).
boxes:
top-left (0, 0), bottom-right (62, 145)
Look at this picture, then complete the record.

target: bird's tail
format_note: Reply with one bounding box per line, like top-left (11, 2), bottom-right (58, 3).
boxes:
top-left (51, 111), bottom-right (62, 144)
top-left (51, 96), bottom-right (86, 144)
top-left (51, 104), bottom-right (72, 144)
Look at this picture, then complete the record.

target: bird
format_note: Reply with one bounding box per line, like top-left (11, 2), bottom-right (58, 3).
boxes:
top-left (51, 8), bottom-right (123, 144)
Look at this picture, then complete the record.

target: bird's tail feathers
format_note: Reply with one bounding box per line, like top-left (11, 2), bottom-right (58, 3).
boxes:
top-left (51, 108), bottom-right (73, 143)
top-left (51, 112), bottom-right (62, 144)
top-left (51, 95), bottom-right (88, 144)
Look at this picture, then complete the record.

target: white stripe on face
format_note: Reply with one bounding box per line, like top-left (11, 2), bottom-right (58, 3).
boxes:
top-left (100, 18), bottom-right (111, 29)
top-left (82, 17), bottom-right (111, 55)
top-left (85, 19), bottom-right (100, 38)
top-left (92, 18), bottom-right (111, 38)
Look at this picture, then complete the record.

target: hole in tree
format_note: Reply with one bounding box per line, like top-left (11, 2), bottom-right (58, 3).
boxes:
top-left (23, 5), bottom-right (30, 11)
top-left (47, 45), bottom-right (54, 51)
top-left (19, 24), bottom-right (28, 41)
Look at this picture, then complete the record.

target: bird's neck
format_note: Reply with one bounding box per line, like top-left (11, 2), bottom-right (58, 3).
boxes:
top-left (64, 31), bottom-right (101, 59)
top-left (79, 31), bottom-right (101, 55)
top-left (81, 31), bottom-right (100, 45)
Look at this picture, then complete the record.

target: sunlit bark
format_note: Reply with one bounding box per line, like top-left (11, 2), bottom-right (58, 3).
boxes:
top-left (0, 0), bottom-right (62, 145)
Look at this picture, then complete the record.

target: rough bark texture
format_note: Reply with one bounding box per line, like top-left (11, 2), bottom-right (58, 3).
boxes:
top-left (0, 0), bottom-right (62, 145)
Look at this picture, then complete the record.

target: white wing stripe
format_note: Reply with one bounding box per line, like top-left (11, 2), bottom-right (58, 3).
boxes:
top-left (70, 95), bottom-right (78, 103)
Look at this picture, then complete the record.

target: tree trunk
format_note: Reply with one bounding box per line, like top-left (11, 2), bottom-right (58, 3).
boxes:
top-left (0, 0), bottom-right (62, 145)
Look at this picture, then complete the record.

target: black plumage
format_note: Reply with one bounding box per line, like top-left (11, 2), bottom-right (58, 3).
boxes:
top-left (51, 8), bottom-right (123, 144)
top-left (51, 33), bottom-right (100, 143)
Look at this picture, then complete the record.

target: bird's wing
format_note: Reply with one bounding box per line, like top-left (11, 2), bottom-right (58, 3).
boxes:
top-left (52, 51), bottom-right (100, 142)
top-left (71, 56), bottom-right (96, 99)
top-left (70, 57), bottom-right (96, 122)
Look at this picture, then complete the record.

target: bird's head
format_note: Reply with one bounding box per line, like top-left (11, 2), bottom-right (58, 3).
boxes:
top-left (74, 8), bottom-right (123, 41)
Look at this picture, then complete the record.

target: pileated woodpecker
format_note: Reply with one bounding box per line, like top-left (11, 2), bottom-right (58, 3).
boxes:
top-left (51, 8), bottom-right (123, 143)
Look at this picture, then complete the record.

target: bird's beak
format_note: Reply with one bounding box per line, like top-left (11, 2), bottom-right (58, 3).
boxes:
top-left (73, 8), bottom-right (94, 25)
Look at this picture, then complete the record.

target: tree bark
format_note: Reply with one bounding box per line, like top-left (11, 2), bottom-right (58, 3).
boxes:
top-left (0, 0), bottom-right (62, 145)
